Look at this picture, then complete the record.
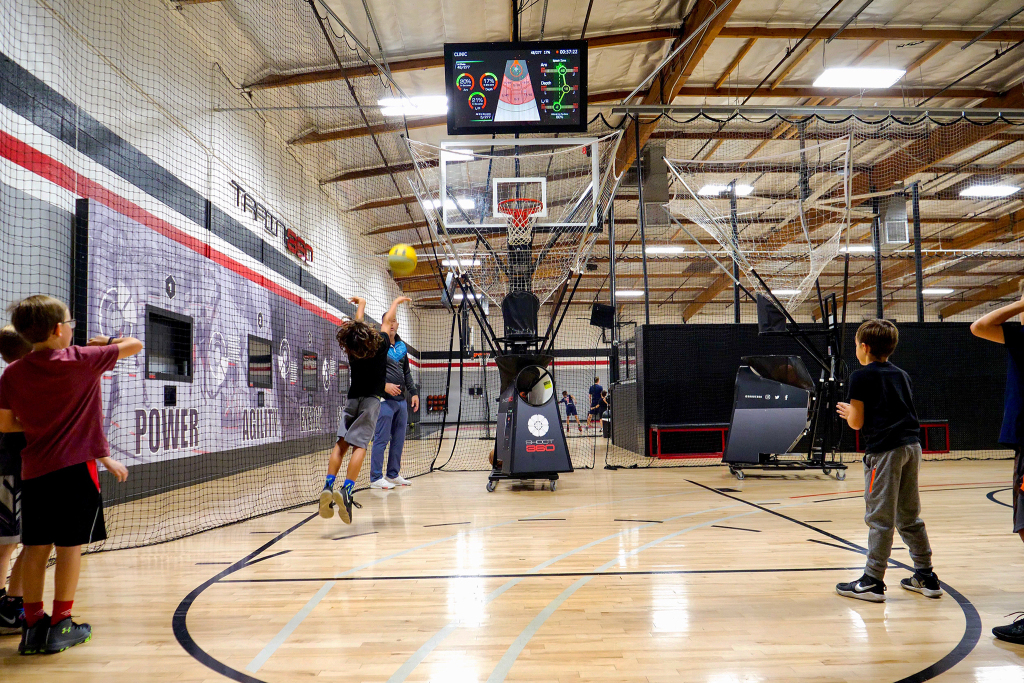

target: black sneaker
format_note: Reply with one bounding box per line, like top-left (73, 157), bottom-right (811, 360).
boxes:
top-left (18, 615), bottom-right (49, 655)
top-left (900, 571), bottom-right (943, 598)
top-left (0, 596), bottom-right (24, 634)
top-left (319, 486), bottom-right (335, 519)
top-left (332, 485), bottom-right (361, 524)
top-left (993, 613), bottom-right (1024, 645)
top-left (836, 574), bottom-right (886, 602)
top-left (44, 616), bottom-right (91, 653)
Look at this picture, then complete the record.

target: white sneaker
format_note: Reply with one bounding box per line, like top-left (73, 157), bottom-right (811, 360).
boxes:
top-left (370, 478), bottom-right (395, 489)
top-left (387, 475), bottom-right (412, 486)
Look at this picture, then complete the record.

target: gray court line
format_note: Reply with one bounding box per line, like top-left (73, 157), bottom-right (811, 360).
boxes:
top-left (245, 489), bottom-right (701, 673)
top-left (387, 503), bottom-right (745, 683)
top-left (485, 509), bottom-right (759, 683)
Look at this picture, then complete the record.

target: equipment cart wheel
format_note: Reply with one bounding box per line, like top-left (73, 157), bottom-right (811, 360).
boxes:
top-left (836, 469), bottom-right (846, 481)
top-left (550, 480), bottom-right (557, 491)
top-left (734, 469), bottom-right (745, 480)
top-left (486, 480), bottom-right (496, 492)
top-left (823, 467), bottom-right (831, 476)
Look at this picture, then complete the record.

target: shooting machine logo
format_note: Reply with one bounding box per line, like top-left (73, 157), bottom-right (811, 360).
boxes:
top-left (528, 414), bottom-right (549, 437)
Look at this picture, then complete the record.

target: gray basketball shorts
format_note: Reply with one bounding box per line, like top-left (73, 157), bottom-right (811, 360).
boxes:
top-left (0, 473), bottom-right (21, 545)
top-left (337, 396), bottom-right (383, 450)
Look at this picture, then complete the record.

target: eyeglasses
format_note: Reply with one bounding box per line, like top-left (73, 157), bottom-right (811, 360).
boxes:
top-left (62, 319), bottom-right (77, 330)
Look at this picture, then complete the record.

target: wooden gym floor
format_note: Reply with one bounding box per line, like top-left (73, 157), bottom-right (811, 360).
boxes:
top-left (2, 460), bottom-right (1023, 682)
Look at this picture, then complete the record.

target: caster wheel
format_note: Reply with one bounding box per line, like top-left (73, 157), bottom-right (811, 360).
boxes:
top-left (735, 470), bottom-right (745, 480)
top-left (837, 470), bottom-right (846, 481)
top-left (823, 468), bottom-right (831, 476)
top-left (486, 481), bottom-right (496, 492)
top-left (550, 480), bottom-right (557, 491)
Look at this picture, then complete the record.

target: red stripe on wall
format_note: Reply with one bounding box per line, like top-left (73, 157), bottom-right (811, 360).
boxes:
top-left (0, 129), bottom-right (343, 326)
top-left (417, 359), bottom-right (611, 368)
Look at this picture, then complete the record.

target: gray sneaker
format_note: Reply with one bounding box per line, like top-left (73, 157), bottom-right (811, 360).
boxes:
top-left (332, 485), bottom-right (361, 524)
top-left (318, 487), bottom-right (334, 518)
top-left (44, 617), bottom-right (91, 654)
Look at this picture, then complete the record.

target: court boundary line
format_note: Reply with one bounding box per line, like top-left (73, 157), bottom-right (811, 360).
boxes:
top-left (987, 487), bottom-right (1012, 508)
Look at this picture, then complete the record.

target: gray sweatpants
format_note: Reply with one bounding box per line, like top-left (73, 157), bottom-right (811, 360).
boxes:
top-left (862, 442), bottom-right (933, 580)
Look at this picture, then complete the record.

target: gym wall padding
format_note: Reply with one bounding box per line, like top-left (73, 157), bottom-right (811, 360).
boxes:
top-left (636, 323), bottom-right (1009, 458)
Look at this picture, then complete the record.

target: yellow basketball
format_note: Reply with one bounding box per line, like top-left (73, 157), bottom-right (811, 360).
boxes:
top-left (387, 243), bottom-right (418, 277)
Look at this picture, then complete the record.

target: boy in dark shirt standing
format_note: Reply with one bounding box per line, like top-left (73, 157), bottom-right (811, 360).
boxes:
top-left (970, 284), bottom-right (1024, 643)
top-left (0, 295), bottom-right (141, 654)
top-left (320, 295), bottom-right (410, 524)
top-left (835, 319), bottom-right (941, 603)
top-left (587, 377), bottom-right (603, 430)
top-left (0, 325), bottom-right (32, 634)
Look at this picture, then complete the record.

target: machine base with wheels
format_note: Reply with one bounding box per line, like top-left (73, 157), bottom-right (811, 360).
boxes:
top-left (486, 469), bottom-right (559, 492)
top-left (727, 454), bottom-right (847, 481)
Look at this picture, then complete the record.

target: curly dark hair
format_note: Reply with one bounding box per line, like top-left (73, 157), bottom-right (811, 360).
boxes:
top-left (336, 320), bottom-right (383, 360)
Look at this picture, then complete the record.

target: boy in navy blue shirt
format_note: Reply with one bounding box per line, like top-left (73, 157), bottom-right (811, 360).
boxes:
top-left (836, 319), bottom-right (941, 603)
top-left (587, 377), bottom-right (603, 430)
top-left (559, 391), bottom-right (582, 433)
top-left (971, 284), bottom-right (1024, 643)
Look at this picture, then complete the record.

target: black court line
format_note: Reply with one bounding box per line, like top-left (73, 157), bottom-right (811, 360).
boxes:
top-left (716, 488), bottom-right (741, 493)
top-left (250, 531), bottom-right (283, 534)
top-left (711, 525), bottom-right (761, 533)
top-left (519, 518), bottom-right (567, 521)
top-left (814, 495), bottom-right (863, 503)
top-left (688, 479), bottom-right (982, 683)
top-left (987, 488), bottom-right (1013, 509)
top-left (808, 538), bottom-right (862, 553)
top-left (805, 520), bottom-right (832, 523)
top-left (195, 562), bottom-right (232, 566)
top-left (614, 519), bottom-right (663, 523)
top-left (173, 512), bottom-right (319, 683)
top-left (244, 550), bottom-right (292, 567)
top-left (217, 566), bottom-right (865, 584)
top-left (422, 521), bottom-right (471, 528)
top-left (333, 531), bottom-right (379, 541)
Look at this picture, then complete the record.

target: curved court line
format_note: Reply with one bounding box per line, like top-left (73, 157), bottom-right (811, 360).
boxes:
top-left (240, 489), bottom-right (702, 673)
top-left (387, 503), bottom-right (747, 683)
top-left (987, 487), bottom-right (1013, 508)
top-left (688, 480), bottom-right (983, 683)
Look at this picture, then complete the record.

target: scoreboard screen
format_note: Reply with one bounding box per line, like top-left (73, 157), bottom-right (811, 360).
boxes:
top-left (443, 41), bottom-right (588, 135)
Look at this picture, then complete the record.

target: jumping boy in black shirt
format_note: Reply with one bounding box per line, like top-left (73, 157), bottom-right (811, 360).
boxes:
top-left (320, 295), bottom-right (410, 524)
top-left (835, 319), bottom-right (941, 602)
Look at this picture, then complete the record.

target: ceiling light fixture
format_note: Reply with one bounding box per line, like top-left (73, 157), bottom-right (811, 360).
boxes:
top-left (442, 258), bottom-right (481, 267)
top-left (813, 67), bottom-right (906, 89)
top-left (840, 244), bottom-right (874, 253)
top-left (645, 245), bottom-right (687, 254)
top-left (698, 184), bottom-right (754, 197)
top-left (615, 290), bottom-right (646, 297)
top-left (771, 289), bottom-right (802, 296)
top-left (378, 95), bottom-right (448, 117)
top-left (922, 288), bottom-right (954, 295)
top-left (959, 185), bottom-right (1020, 198)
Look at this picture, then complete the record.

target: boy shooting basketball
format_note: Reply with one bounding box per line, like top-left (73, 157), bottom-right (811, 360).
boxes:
top-left (970, 282), bottom-right (1024, 643)
top-left (835, 319), bottom-right (941, 603)
top-left (321, 295), bottom-right (410, 524)
top-left (0, 295), bottom-right (140, 654)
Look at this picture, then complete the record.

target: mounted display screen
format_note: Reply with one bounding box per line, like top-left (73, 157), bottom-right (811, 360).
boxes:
top-left (444, 41), bottom-right (587, 134)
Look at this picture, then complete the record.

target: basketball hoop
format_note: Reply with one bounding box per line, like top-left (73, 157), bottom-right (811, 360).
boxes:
top-left (498, 198), bottom-right (543, 247)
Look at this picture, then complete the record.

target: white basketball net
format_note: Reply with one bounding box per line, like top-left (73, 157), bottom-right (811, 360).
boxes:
top-left (664, 137), bottom-right (852, 310)
top-left (406, 133), bottom-right (621, 305)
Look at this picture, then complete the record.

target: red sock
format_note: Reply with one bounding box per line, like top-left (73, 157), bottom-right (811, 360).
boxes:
top-left (52, 600), bottom-right (73, 623)
top-left (24, 602), bottom-right (45, 627)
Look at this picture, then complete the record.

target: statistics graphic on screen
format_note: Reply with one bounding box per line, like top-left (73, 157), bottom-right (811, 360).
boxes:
top-left (444, 41), bottom-right (588, 134)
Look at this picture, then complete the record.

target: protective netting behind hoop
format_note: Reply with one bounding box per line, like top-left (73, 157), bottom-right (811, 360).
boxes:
top-left (664, 138), bottom-right (851, 311)
top-left (406, 133), bottom-right (621, 305)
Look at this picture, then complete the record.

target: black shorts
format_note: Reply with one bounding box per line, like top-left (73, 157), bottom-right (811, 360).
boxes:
top-left (1014, 447), bottom-right (1024, 534)
top-left (21, 462), bottom-right (106, 547)
top-left (565, 406), bottom-right (577, 417)
top-left (588, 407), bottom-right (602, 417)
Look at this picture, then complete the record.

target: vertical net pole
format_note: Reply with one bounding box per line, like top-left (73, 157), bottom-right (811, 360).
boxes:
top-left (912, 181), bottom-right (924, 323)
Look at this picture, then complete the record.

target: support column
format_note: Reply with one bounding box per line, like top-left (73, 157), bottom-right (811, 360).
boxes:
top-left (730, 183), bottom-right (740, 323)
top-left (871, 194), bottom-right (883, 319)
top-left (634, 116), bottom-right (650, 325)
top-left (912, 183), bottom-right (924, 323)
top-left (609, 204), bottom-right (619, 383)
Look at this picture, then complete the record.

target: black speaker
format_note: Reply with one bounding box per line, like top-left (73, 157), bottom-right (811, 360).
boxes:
top-left (590, 303), bottom-right (616, 329)
top-left (756, 294), bottom-right (788, 334)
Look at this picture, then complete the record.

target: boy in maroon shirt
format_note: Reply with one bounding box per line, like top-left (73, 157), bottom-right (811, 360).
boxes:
top-left (0, 295), bottom-right (141, 654)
